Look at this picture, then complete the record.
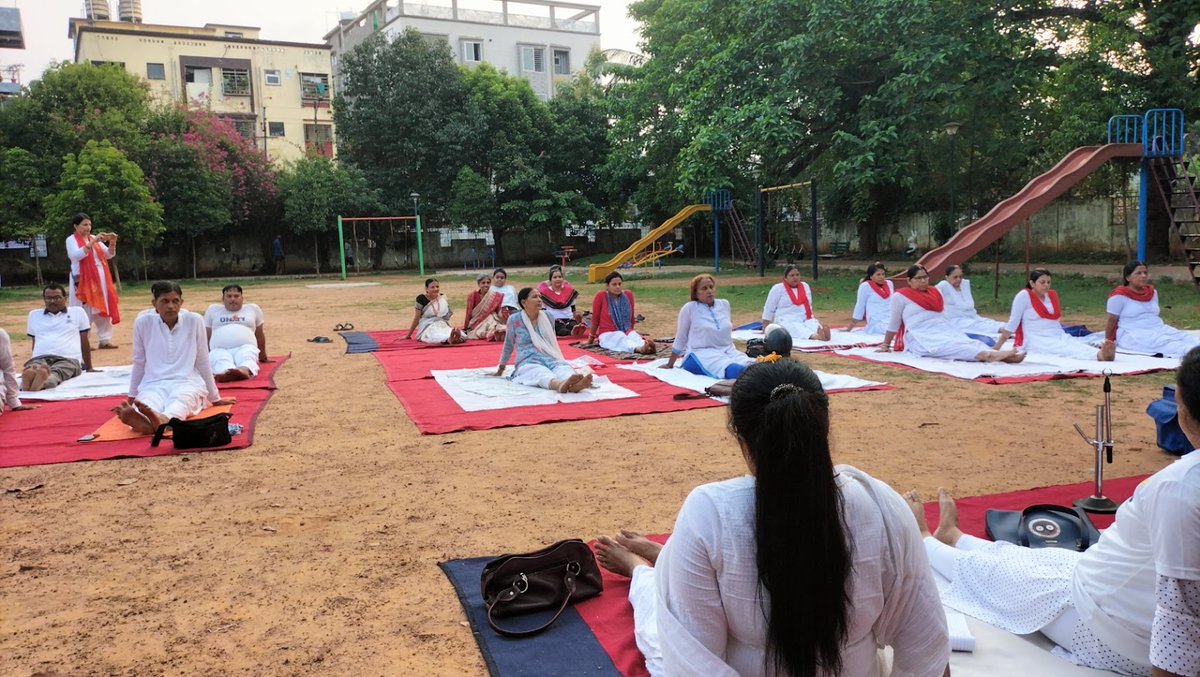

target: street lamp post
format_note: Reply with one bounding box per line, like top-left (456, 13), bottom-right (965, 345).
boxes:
top-left (411, 191), bottom-right (425, 275)
top-left (944, 121), bottom-right (962, 242)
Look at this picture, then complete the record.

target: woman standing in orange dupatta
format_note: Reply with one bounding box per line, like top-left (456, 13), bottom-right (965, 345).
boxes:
top-left (1104, 260), bottom-right (1200, 358)
top-left (463, 273), bottom-right (507, 341)
top-left (65, 213), bottom-right (120, 349)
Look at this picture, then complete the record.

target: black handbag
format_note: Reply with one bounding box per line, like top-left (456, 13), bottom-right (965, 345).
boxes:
top-left (985, 504), bottom-right (1100, 551)
top-left (745, 338), bottom-right (767, 358)
top-left (480, 539), bottom-right (603, 637)
top-left (150, 413), bottom-right (233, 450)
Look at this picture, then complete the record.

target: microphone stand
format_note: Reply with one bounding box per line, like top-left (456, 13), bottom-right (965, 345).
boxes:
top-left (1073, 372), bottom-right (1118, 513)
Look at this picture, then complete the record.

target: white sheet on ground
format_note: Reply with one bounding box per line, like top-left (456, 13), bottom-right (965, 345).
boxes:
top-left (730, 327), bottom-right (886, 351)
top-left (18, 365), bottom-right (132, 401)
top-left (1081, 329), bottom-right (1200, 356)
top-left (835, 347), bottom-right (1178, 381)
top-left (432, 360), bottom-right (635, 411)
top-left (619, 358), bottom-right (885, 399)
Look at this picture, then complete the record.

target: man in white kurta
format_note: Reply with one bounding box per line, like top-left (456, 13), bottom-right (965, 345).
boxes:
top-left (115, 282), bottom-right (225, 435)
top-left (204, 284), bottom-right (268, 381)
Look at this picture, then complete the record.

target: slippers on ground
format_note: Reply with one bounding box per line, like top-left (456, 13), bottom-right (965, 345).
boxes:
top-left (334, 323), bottom-right (355, 332)
top-left (97, 342), bottom-right (119, 349)
top-left (307, 336), bottom-right (333, 343)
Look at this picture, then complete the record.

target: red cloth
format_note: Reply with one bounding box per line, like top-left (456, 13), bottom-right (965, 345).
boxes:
top-left (1107, 285), bottom-right (1156, 339)
top-left (892, 287), bottom-right (944, 351)
top-left (538, 280), bottom-right (579, 310)
top-left (783, 283), bottom-right (813, 320)
top-left (867, 280), bottom-right (891, 300)
top-left (1014, 288), bottom-right (1060, 348)
top-left (72, 233), bottom-right (121, 324)
top-left (590, 291), bottom-right (637, 338)
top-left (0, 357), bottom-right (287, 468)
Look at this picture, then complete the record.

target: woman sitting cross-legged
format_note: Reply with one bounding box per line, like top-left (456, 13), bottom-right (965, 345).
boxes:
top-left (463, 273), bottom-right (507, 342)
top-left (588, 271), bottom-right (656, 354)
top-left (761, 264), bottom-right (831, 342)
top-left (493, 287), bottom-right (592, 393)
top-left (995, 268), bottom-right (1115, 361)
top-left (880, 264), bottom-right (1024, 363)
top-left (539, 265), bottom-right (583, 337)
top-left (935, 264), bottom-right (1005, 336)
top-left (406, 278), bottom-right (465, 345)
top-left (846, 262), bottom-right (894, 335)
top-left (905, 346), bottom-right (1200, 676)
top-left (595, 360), bottom-right (951, 677)
top-left (1105, 260), bottom-right (1200, 358)
top-left (663, 274), bottom-right (755, 378)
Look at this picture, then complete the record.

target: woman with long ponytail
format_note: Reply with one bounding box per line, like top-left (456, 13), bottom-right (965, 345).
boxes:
top-left (596, 360), bottom-right (949, 676)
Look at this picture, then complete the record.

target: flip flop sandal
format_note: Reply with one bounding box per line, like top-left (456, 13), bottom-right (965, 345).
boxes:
top-left (334, 323), bottom-right (356, 332)
top-left (307, 336), bottom-right (332, 343)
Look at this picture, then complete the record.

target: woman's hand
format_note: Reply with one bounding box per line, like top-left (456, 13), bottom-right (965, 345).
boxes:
top-left (492, 365), bottom-right (505, 377)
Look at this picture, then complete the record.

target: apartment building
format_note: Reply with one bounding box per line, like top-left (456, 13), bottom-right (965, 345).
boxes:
top-left (326, 0), bottom-right (600, 100)
top-left (69, 12), bottom-right (335, 162)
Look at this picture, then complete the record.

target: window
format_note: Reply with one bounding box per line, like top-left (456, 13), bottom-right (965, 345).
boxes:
top-left (300, 72), bottom-right (330, 101)
top-left (227, 118), bottom-right (256, 139)
top-left (553, 49), bottom-right (570, 75)
top-left (264, 69), bottom-right (281, 86)
top-left (222, 68), bottom-right (250, 96)
top-left (146, 63), bottom-right (165, 80)
top-left (520, 46), bottom-right (545, 73)
top-left (225, 31), bottom-right (244, 38)
top-left (268, 122), bottom-right (285, 137)
top-left (462, 40), bottom-right (482, 63)
top-left (305, 123), bottom-right (334, 157)
top-left (184, 66), bottom-right (212, 84)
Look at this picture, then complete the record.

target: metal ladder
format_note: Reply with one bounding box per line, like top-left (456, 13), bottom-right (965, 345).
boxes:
top-left (726, 203), bottom-right (758, 267)
top-left (1148, 133), bottom-right (1200, 286)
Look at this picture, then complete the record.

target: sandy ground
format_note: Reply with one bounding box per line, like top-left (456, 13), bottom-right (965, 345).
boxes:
top-left (0, 271), bottom-right (1187, 676)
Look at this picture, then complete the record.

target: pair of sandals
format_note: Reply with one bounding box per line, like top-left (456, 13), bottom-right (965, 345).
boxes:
top-left (307, 336), bottom-right (333, 344)
top-left (334, 323), bottom-right (355, 332)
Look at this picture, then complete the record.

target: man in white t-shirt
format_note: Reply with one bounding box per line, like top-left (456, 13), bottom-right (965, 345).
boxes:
top-left (21, 282), bottom-right (95, 390)
top-left (203, 284), bottom-right (269, 382)
top-left (113, 281), bottom-right (230, 435)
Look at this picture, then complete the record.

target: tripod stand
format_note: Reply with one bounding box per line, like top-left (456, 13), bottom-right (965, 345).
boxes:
top-left (1072, 373), bottom-right (1119, 514)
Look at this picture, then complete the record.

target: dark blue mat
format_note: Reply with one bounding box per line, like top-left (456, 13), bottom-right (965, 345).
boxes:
top-left (439, 557), bottom-right (620, 677)
top-left (340, 331), bottom-right (379, 354)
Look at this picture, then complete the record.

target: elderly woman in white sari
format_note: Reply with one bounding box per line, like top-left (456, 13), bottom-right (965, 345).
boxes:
top-left (934, 264), bottom-right (1005, 337)
top-left (494, 287), bottom-right (592, 393)
top-left (406, 278), bottom-right (465, 345)
top-left (593, 360), bottom-right (950, 677)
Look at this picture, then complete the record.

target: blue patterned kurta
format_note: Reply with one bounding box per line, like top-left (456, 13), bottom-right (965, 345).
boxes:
top-left (498, 313), bottom-right (567, 377)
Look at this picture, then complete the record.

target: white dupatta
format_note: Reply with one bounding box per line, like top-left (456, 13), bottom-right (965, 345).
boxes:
top-left (519, 309), bottom-right (566, 361)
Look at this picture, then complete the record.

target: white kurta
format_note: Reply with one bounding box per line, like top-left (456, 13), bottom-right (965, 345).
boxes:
top-left (761, 281), bottom-right (822, 339)
top-left (1004, 291), bottom-right (1096, 360)
top-left (852, 281), bottom-right (894, 335)
top-left (888, 294), bottom-right (992, 361)
top-left (1106, 291), bottom-right (1200, 358)
top-left (935, 279), bottom-right (1004, 335)
top-left (129, 309), bottom-right (221, 420)
top-left (493, 284), bottom-right (519, 310)
top-left (65, 235), bottom-right (116, 341)
top-left (647, 467), bottom-right (949, 677)
top-left (670, 300), bottom-right (753, 378)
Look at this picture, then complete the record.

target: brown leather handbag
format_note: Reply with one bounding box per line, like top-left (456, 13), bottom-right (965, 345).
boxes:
top-left (480, 539), bottom-right (603, 637)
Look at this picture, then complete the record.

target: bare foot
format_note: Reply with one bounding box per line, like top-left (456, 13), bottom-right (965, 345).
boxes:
top-left (903, 490), bottom-right (932, 538)
top-left (22, 365), bottom-right (50, 391)
top-left (933, 488), bottom-right (964, 547)
top-left (570, 374), bottom-right (594, 392)
top-left (1098, 340), bottom-right (1116, 362)
top-left (594, 535), bottom-right (650, 579)
top-left (132, 399), bottom-right (168, 432)
top-left (559, 374), bottom-right (585, 393)
top-left (1000, 350), bottom-right (1025, 364)
top-left (815, 326), bottom-right (832, 341)
top-left (637, 340), bottom-right (657, 355)
top-left (114, 400), bottom-right (156, 435)
top-left (615, 530), bottom-right (663, 564)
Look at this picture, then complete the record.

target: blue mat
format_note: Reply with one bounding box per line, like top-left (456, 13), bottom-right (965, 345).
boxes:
top-left (735, 321), bottom-right (763, 331)
top-left (439, 557), bottom-right (621, 676)
top-left (339, 331), bottom-right (379, 354)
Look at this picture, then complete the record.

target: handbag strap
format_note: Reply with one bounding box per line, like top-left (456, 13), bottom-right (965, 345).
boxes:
top-left (486, 568), bottom-right (578, 637)
top-left (150, 422), bottom-right (170, 448)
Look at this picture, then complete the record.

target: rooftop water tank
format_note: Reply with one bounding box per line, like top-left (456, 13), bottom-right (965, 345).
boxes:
top-left (117, 0), bottom-right (142, 23)
top-left (84, 0), bottom-right (111, 20)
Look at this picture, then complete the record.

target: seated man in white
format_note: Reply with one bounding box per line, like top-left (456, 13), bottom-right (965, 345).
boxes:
top-left (21, 282), bottom-right (96, 391)
top-left (114, 281), bottom-right (230, 434)
top-left (204, 283), bottom-right (269, 382)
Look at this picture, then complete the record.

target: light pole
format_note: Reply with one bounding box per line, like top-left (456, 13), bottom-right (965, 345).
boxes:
top-left (944, 121), bottom-right (962, 241)
top-left (411, 191), bottom-right (425, 275)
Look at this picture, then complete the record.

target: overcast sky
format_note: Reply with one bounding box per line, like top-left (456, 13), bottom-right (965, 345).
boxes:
top-left (4, 0), bottom-right (642, 84)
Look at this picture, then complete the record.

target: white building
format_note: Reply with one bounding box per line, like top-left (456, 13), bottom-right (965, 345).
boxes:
top-left (325, 0), bottom-right (600, 100)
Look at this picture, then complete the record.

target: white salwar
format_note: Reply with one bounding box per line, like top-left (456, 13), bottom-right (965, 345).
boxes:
top-left (1004, 291), bottom-right (1097, 360)
top-left (630, 467), bottom-right (949, 677)
top-left (129, 309), bottom-right (221, 420)
top-left (670, 299), bottom-right (753, 378)
top-left (65, 235), bottom-right (116, 342)
top-left (1106, 291), bottom-right (1200, 358)
top-left (852, 280), bottom-right (894, 335)
top-left (888, 294), bottom-right (991, 361)
top-left (935, 279), bottom-right (1004, 335)
top-left (415, 295), bottom-right (455, 344)
top-left (599, 330), bottom-right (646, 353)
top-left (761, 281), bottom-right (823, 339)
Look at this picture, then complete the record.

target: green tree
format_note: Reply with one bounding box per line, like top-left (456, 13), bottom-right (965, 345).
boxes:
top-left (447, 167), bottom-right (497, 234)
top-left (278, 156), bottom-right (381, 273)
top-left (43, 140), bottom-right (164, 278)
top-left (0, 148), bottom-right (44, 241)
top-left (545, 69), bottom-right (612, 227)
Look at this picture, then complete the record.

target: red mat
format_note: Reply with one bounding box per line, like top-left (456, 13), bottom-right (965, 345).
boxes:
top-left (369, 334), bottom-right (724, 434)
top-left (0, 357), bottom-right (287, 468)
top-left (573, 474), bottom-right (1149, 677)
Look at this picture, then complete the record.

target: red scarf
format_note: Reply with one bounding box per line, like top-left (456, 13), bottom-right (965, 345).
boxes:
top-left (72, 233), bottom-right (121, 324)
top-left (783, 283), bottom-right (813, 320)
top-left (1106, 285), bottom-right (1155, 338)
top-left (867, 280), bottom-right (891, 300)
top-left (1014, 288), bottom-right (1060, 347)
top-left (891, 287), bottom-right (943, 351)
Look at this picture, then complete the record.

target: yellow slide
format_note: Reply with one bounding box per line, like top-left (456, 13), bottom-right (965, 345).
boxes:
top-left (587, 204), bottom-right (712, 283)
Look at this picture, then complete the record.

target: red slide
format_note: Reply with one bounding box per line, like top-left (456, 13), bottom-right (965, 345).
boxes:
top-left (894, 143), bottom-right (1143, 286)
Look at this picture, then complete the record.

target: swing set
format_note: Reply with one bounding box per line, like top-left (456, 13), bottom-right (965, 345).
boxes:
top-left (335, 215), bottom-right (425, 280)
top-left (755, 180), bottom-right (819, 278)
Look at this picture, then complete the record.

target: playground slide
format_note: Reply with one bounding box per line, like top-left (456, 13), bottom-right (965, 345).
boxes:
top-left (587, 203), bottom-right (713, 283)
top-left (894, 143), bottom-right (1143, 286)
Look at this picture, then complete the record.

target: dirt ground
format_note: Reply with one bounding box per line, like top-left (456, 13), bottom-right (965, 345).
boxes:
top-left (0, 270), bottom-right (1185, 676)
